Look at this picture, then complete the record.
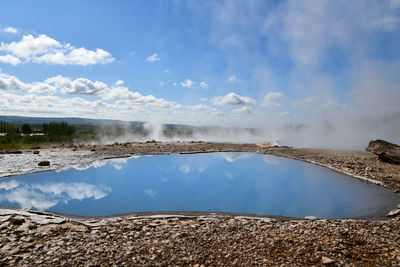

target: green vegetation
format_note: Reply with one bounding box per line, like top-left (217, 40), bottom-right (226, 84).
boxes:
top-left (0, 120), bottom-right (76, 149)
top-left (0, 120), bottom-right (21, 144)
top-left (21, 123), bottom-right (32, 134)
top-left (43, 122), bottom-right (75, 141)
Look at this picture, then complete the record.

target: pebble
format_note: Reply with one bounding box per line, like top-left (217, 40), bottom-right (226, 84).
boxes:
top-left (322, 256), bottom-right (335, 265)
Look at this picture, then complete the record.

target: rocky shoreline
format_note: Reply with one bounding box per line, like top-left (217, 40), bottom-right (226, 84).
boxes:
top-left (1, 142), bottom-right (400, 266)
top-left (1, 208), bottom-right (399, 266)
top-left (2, 141), bottom-right (399, 192)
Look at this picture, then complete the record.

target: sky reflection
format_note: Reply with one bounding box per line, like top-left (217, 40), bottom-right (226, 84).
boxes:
top-left (0, 153), bottom-right (399, 218)
top-left (0, 180), bottom-right (111, 210)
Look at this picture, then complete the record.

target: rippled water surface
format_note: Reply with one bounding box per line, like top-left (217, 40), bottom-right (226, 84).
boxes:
top-left (0, 153), bottom-right (399, 218)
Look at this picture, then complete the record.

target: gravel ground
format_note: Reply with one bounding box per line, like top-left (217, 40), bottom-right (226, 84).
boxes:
top-left (1, 142), bottom-right (400, 266)
top-left (0, 209), bottom-right (400, 266)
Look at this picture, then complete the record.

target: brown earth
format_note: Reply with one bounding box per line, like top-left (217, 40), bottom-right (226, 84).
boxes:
top-left (1, 142), bottom-right (400, 266)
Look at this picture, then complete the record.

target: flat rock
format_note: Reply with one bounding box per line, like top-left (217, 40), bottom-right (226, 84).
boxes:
top-left (366, 139), bottom-right (400, 155)
top-left (366, 140), bottom-right (400, 165)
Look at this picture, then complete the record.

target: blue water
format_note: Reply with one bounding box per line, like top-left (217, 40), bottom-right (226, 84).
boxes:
top-left (0, 153), bottom-right (399, 218)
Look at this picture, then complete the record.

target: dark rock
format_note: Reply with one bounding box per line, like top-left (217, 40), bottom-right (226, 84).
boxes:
top-left (366, 139), bottom-right (400, 154)
top-left (378, 150), bottom-right (400, 165)
top-left (33, 151), bottom-right (40, 155)
top-left (10, 217), bottom-right (25, 226)
top-left (38, 160), bottom-right (50, 166)
top-left (366, 140), bottom-right (400, 165)
top-left (1, 150), bottom-right (23, 154)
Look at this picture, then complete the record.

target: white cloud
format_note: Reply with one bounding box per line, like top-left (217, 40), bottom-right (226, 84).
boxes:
top-left (372, 15), bottom-right (400, 31)
top-left (29, 82), bottom-right (57, 95)
top-left (164, 69), bottom-right (170, 73)
top-left (31, 182), bottom-right (110, 200)
top-left (114, 80), bottom-right (124, 86)
top-left (103, 86), bottom-right (179, 110)
top-left (199, 81), bottom-right (209, 89)
top-left (173, 82), bottom-right (178, 86)
top-left (32, 47), bottom-right (113, 66)
top-left (144, 189), bottom-right (157, 197)
top-left (0, 34), bottom-right (59, 58)
top-left (0, 73), bottom-right (56, 94)
top-left (179, 165), bottom-right (192, 174)
top-left (0, 180), bottom-right (19, 190)
top-left (181, 79), bottom-right (194, 88)
top-left (0, 86), bottom-right (154, 122)
top-left (232, 107), bottom-right (253, 114)
top-left (0, 187), bottom-right (58, 210)
top-left (70, 160), bottom-right (108, 171)
top-left (1, 27), bottom-right (18, 34)
top-left (146, 53), bottom-right (160, 62)
top-left (262, 1), bottom-right (400, 68)
top-left (199, 97), bottom-right (208, 102)
top-left (214, 152), bottom-right (252, 163)
top-left (228, 75), bottom-right (242, 83)
top-left (0, 73), bottom-right (27, 92)
top-left (0, 34), bottom-right (113, 66)
top-left (45, 75), bottom-right (108, 95)
top-left (0, 70), bottom-right (183, 122)
top-left (186, 104), bottom-right (219, 113)
top-left (0, 182), bottom-right (111, 210)
top-left (212, 92), bottom-right (255, 106)
top-left (0, 55), bottom-right (21, 65)
top-left (261, 92), bottom-right (284, 107)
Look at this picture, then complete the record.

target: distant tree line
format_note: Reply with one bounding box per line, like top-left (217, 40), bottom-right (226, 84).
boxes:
top-left (43, 122), bottom-right (75, 137)
top-left (0, 120), bottom-right (19, 135)
top-left (0, 120), bottom-right (76, 146)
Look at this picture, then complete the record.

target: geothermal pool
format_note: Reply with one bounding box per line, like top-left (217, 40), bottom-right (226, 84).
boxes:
top-left (0, 153), bottom-right (399, 218)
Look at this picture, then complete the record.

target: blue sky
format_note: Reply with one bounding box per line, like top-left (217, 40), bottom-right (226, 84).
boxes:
top-left (0, 0), bottom-right (400, 130)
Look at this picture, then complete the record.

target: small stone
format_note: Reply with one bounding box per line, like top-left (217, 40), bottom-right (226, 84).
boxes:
top-left (304, 216), bottom-right (317, 220)
top-left (21, 236), bottom-right (33, 242)
top-left (16, 222), bottom-right (32, 232)
top-left (38, 160), bottom-right (50, 166)
top-left (322, 256), bottom-right (335, 265)
top-left (10, 216), bottom-right (25, 225)
top-left (0, 215), bottom-right (11, 222)
top-left (388, 209), bottom-right (400, 217)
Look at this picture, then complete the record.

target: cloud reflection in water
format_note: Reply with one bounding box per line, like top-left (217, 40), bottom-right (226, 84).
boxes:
top-left (0, 180), bottom-right (111, 210)
top-left (60, 156), bottom-right (136, 172)
top-left (213, 152), bottom-right (252, 163)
